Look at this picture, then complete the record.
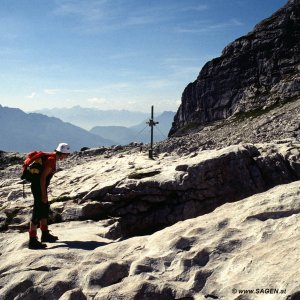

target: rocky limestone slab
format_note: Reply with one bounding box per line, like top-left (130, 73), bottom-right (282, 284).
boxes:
top-left (50, 141), bottom-right (300, 237)
top-left (1, 141), bottom-right (300, 238)
top-left (0, 180), bottom-right (299, 299)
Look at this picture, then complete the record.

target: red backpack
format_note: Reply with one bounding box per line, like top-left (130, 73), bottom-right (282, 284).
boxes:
top-left (21, 151), bottom-right (50, 182)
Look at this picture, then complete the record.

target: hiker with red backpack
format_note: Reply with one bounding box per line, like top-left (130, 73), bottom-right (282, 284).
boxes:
top-left (21, 143), bottom-right (71, 249)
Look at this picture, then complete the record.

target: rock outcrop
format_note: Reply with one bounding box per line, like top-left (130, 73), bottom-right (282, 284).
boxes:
top-left (1, 140), bottom-right (300, 299)
top-left (169, 0), bottom-right (300, 136)
top-left (160, 98), bottom-right (300, 154)
top-left (0, 178), bottom-right (299, 299)
top-left (1, 141), bottom-right (300, 238)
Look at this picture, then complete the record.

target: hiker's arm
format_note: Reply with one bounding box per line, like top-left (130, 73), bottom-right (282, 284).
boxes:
top-left (40, 166), bottom-right (52, 203)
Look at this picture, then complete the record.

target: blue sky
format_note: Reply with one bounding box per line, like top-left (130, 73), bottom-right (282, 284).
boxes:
top-left (0, 0), bottom-right (287, 113)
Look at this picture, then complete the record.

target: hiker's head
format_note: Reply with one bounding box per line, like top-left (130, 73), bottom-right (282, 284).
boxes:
top-left (55, 143), bottom-right (71, 160)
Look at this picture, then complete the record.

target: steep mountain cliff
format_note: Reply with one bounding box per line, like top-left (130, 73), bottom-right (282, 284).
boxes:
top-left (169, 0), bottom-right (300, 136)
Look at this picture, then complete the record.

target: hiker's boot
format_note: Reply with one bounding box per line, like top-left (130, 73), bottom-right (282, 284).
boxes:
top-left (41, 230), bottom-right (58, 243)
top-left (29, 237), bottom-right (47, 250)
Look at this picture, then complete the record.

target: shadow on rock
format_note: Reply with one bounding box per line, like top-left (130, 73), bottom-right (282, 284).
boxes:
top-left (49, 240), bottom-right (110, 250)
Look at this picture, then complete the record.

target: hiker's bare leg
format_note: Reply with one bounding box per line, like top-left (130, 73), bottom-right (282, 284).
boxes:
top-left (40, 218), bottom-right (47, 228)
top-left (40, 218), bottom-right (49, 233)
top-left (29, 221), bottom-right (37, 233)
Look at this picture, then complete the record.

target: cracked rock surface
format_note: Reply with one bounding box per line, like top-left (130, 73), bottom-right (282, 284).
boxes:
top-left (0, 140), bottom-right (300, 299)
top-left (0, 179), bottom-right (299, 300)
top-left (2, 141), bottom-right (300, 237)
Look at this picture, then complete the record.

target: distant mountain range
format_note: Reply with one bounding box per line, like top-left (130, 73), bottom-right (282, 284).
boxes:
top-left (34, 106), bottom-right (150, 130)
top-left (34, 106), bottom-right (175, 146)
top-left (0, 105), bottom-right (175, 152)
top-left (0, 105), bottom-right (115, 152)
top-left (90, 111), bottom-right (175, 145)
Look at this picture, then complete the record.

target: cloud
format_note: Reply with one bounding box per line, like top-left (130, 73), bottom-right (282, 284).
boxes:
top-left (176, 18), bottom-right (243, 34)
top-left (162, 56), bottom-right (215, 80)
top-left (231, 18), bottom-right (243, 26)
top-left (26, 92), bottom-right (37, 99)
top-left (108, 82), bottom-right (130, 89)
top-left (87, 97), bottom-right (108, 106)
top-left (194, 4), bottom-right (209, 11)
top-left (44, 88), bottom-right (88, 95)
top-left (53, 0), bottom-right (188, 34)
top-left (44, 89), bottom-right (61, 95)
top-left (108, 51), bottom-right (140, 60)
top-left (54, 0), bottom-right (108, 21)
top-left (176, 99), bottom-right (181, 106)
top-left (167, 63), bottom-right (202, 76)
top-left (182, 4), bottom-right (209, 12)
top-left (125, 15), bottom-right (163, 26)
top-left (127, 100), bottom-right (137, 106)
top-left (143, 79), bottom-right (173, 89)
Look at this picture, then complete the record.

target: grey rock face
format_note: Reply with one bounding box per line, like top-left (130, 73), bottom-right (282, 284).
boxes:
top-left (170, 0), bottom-right (300, 136)
top-left (159, 98), bottom-right (300, 155)
top-left (1, 141), bottom-right (300, 238)
top-left (1, 180), bottom-right (299, 299)
top-left (0, 140), bottom-right (300, 299)
top-left (69, 142), bottom-right (300, 238)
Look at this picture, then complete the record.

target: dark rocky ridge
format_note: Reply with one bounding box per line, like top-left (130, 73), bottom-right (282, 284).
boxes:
top-left (159, 97), bottom-right (300, 154)
top-left (169, 0), bottom-right (300, 136)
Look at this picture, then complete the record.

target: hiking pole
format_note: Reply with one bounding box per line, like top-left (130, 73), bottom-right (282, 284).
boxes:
top-left (22, 181), bottom-right (27, 198)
